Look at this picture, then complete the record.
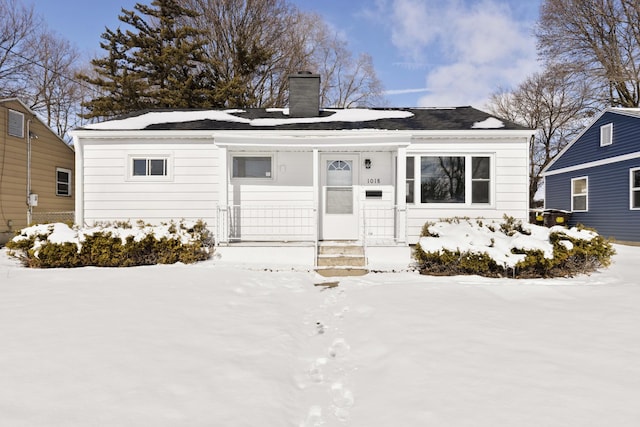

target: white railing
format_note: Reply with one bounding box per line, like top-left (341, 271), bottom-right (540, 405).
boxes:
top-left (216, 204), bottom-right (402, 244)
top-left (221, 205), bottom-right (316, 242)
top-left (361, 206), bottom-right (399, 243)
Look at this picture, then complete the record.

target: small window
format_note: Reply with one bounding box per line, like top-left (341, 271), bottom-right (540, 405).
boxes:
top-left (232, 156), bottom-right (272, 178)
top-left (8, 109), bottom-right (24, 138)
top-left (571, 177), bottom-right (588, 212)
top-left (56, 167), bottom-right (71, 196)
top-left (600, 123), bottom-right (613, 147)
top-left (132, 158), bottom-right (168, 176)
top-left (471, 157), bottom-right (491, 204)
top-left (631, 168), bottom-right (640, 209)
top-left (405, 156), bottom-right (414, 203)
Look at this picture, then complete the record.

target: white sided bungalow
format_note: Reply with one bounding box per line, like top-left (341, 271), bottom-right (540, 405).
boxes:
top-left (72, 74), bottom-right (534, 272)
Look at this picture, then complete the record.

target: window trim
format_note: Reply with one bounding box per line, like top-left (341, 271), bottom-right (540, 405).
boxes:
top-left (471, 156), bottom-right (492, 204)
top-left (630, 167), bottom-right (640, 210)
top-left (406, 153), bottom-right (495, 207)
top-left (571, 176), bottom-right (588, 212)
top-left (8, 109), bottom-right (25, 138)
top-left (56, 167), bottom-right (72, 197)
top-left (127, 154), bottom-right (172, 181)
top-left (230, 154), bottom-right (275, 181)
top-left (405, 156), bottom-right (415, 204)
top-left (600, 123), bottom-right (613, 147)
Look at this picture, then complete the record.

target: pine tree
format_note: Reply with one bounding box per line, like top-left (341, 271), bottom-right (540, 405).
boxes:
top-left (78, 0), bottom-right (218, 120)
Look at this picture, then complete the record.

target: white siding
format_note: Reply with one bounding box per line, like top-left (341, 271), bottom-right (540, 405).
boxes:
top-left (405, 138), bottom-right (529, 243)
top-left (80, 139), bottom-right (219, 228)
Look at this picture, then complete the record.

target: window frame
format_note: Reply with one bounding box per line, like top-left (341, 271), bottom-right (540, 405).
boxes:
top-left (471, 156), bottom-right (491, 204)
top-left (56, 167), bottom-right (72, 197)
top-left (230, 154), bottom-right (274, 181)
top-left (571, 176), bottom-right (588, 212)
top-left (127, 154), bottom-right (172, 181)
top-left (600, 123), bottom-right (613, 147)
top-left (405, 156), bottom-right (415, 204)
top-left (8, 109), bottom-right (25, 138)
top-left (406, 153), bottom-right (494, 207)
top-left (630, 167), bottom-right (640, 210)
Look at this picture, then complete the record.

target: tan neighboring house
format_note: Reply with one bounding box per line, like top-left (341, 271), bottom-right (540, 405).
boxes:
top-left (0, 98), bottom-right (75, 244)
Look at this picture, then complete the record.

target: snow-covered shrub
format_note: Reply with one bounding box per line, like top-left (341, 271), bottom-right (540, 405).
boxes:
top-left (413, 216), bottom-right (615, 278)
top-left (6, 220), bottom-right (214, 268)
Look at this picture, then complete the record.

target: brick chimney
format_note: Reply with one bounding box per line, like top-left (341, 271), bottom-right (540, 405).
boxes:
top-left (288, 71), bottom-right (320, 118)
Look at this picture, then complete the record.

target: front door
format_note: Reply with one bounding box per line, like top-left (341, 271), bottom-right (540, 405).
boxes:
top-left (321, 154), bottom-right (359, 240)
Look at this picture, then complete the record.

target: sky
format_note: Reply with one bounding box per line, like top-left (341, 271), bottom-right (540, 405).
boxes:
top-left (29, 0), bottom-right (542, 109)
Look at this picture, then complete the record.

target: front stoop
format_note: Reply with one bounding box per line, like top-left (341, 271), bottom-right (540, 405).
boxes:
top-left (315, 243), bottom-right (368, 277)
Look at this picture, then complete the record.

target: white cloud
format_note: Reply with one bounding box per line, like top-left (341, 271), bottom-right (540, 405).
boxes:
top-left (383, 0), bottom-right (540, 107)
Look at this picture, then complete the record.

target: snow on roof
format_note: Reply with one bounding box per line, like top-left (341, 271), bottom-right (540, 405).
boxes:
top-left (471, 117), bottom-right (505, 129)
top-left (85, 110), bottom-right (249, 130)
top-left (85, 108), bottom-right (414, 130)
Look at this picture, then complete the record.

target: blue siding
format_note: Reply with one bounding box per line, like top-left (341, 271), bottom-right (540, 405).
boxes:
top-left (547, 112), bottom-right (640, 172)
top-left (546, 158), bottom-right (640, 241)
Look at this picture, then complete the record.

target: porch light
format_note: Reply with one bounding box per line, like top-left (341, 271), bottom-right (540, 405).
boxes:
top-left (364, 158), bottom-right (372, 169)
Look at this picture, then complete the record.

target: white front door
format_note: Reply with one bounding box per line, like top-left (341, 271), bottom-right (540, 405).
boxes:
top-left (321, 154), bottom-right (359, 240)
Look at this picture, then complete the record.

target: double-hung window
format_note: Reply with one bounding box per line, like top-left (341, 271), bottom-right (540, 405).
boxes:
top-left (571, 177), bottom-right (588, 211)
top-left (631, 168), bottom-right (640, 209)
top-left (410, 155), bottom-right (492, 205)
top-left (56, 167), bottom-right (72, 196)
top-left (406, 156), bottom-right (415, 203)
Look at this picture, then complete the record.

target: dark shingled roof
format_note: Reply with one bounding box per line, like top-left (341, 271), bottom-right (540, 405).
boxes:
top-left (88, 106), bottom-right (530, 131)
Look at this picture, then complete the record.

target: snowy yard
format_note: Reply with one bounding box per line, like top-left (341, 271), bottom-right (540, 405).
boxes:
top-left (1, 244), bottom-right (640, 426)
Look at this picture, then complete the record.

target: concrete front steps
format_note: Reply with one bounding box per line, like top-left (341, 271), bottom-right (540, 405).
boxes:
top-left (315, 242), bottom-right (368, 277)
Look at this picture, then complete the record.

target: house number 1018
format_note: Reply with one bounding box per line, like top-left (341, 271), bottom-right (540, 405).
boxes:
top-left (367, 178), bottom-right (381, 184)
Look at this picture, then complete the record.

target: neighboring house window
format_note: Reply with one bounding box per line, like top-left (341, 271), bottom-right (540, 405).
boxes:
top-left (232, 156), bottom-right (272, 178)
top-left (416, 155), bottom-right (492, 204)
top-left (132, 157), bottom-right (168, 176)
top-left (8, 109), bottom-right (24, 138)
top-left (600, 123), bottom-right (613, 147)
top-left (56, 167), bottom-right (72, 196)
top-left (406, 156), bottom-right (414, 203)
top-left (571, 177), bottom-right (588, 211)
top-left (631, 168), bottom-right (640, 209)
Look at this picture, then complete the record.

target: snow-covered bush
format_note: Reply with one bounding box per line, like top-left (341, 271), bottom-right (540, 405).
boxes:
top-left (6, 220), bottom-right (214, 268)
top-left (414, 216), bottom-right (615, 278)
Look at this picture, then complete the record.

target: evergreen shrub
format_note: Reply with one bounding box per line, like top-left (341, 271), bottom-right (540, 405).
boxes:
top-left (6, 220), bottom-right (213, 268)
top-left (413, 216), bottom-right (615, 278)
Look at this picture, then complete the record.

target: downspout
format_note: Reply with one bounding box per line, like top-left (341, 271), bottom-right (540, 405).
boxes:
top-left (26, 119), bottom-right (32, 225)
top-left (312, 148), bottom-right (319, 267)
top-left (73, 133), bottom-right (84, 227)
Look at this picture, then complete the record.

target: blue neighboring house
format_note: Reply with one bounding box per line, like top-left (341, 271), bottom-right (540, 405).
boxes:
top-left (542, 107), bottom-right (640, 242)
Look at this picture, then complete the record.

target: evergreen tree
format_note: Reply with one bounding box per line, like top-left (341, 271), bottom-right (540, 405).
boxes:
top-left (79, 0), bottom-right (217, 120)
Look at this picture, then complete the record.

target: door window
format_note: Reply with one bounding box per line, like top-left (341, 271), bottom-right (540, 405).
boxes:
top-left (326, 160), bottom-right (353, 214)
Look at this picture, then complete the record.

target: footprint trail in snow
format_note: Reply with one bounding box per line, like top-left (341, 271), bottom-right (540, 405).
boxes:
top-left (298, 285), bottom-right (356, 426)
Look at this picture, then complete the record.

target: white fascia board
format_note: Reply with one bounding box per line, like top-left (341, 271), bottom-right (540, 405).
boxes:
top-left (542, 151), bottom-right (640, 177)
top-left (409, 129), bottom-right (536, 140)
top-left (70, 129), bottom-right (216, 140)
top-left (213, 130), bottom-right (412, 148)
top-left (541, 108), bottom-right (615, 174)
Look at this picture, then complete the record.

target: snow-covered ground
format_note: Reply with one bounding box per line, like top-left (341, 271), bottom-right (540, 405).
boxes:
top-left (1, 243), bottom-right (640, 427)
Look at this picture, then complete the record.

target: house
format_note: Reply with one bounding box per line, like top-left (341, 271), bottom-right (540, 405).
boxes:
top-left (542, 107), bottom-right (640, 242)
top-left (71, 74), bottom-right (534, 270)
top-left (0, 98), bottom-right (75, 244)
